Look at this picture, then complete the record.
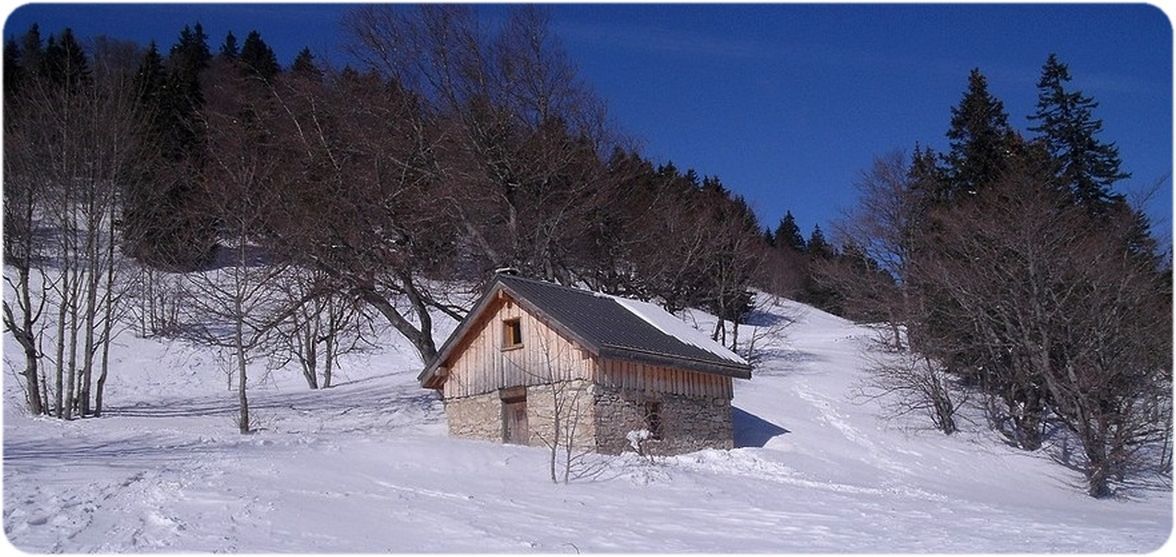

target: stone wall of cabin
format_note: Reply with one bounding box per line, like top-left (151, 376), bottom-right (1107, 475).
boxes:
top-left (525, 380), bottom-right (597, 450)
top-left (444, 392), bottom-right (502, 442)
top-left (592, 385), bottom-right (733, 456)
top-left (443, 381), bottom-right (598, 449)
top-left (445, 382), bottom-right (735, 454)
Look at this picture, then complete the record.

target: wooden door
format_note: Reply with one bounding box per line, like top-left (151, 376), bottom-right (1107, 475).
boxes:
top-left (503, 400), bottom-right (529, 444)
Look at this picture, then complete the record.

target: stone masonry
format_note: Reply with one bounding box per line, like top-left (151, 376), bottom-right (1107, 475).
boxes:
top-left (444, 381), bottom-right (733, 456)
top-left (444, 391), bottom-right (502, 442)
top-left (444, 381), bottom-right (597, 449)
top-left (593, 385), bottom-right (733, 455)
top-left (524, 380), bottom-right (597, 450)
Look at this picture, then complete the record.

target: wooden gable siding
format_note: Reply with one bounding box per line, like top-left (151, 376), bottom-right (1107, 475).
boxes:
top-left (596, 358), bottom-right (733, 399)
top-left (442, 294), bottom-right (596, 399)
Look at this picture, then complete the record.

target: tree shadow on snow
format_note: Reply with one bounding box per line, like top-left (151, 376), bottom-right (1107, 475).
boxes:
top-left (102, 372), bottom-right (438, 420)
top-left (749, 348), bottom-right (827, 377)
top-left (199, 243), bottom-right (276, 272)
top-left (3, 435), bottom-right (231, 465)
top-left (732, 407), bottom-right (790, 448)
top-left (1038, 432), bottom-right (1173, 500)
top-left (743, 308), bottom-right (795, 327)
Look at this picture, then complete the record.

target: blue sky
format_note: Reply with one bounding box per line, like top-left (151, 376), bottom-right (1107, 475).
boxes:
top-left (6, 3), bottom-right (1172, 242)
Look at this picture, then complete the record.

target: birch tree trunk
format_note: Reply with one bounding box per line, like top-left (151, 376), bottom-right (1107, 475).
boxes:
top-left (94, 200), bottom-right (118, 417)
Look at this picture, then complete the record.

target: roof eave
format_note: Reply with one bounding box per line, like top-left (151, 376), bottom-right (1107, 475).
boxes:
top-left (417, 276), bottom-right (607, 389)
top-left (420, 275), bottom-right (754, 388)
top-left (599, 345), bottom-right (753, 380)
top-left (417, 281), bottom-right (508, 387)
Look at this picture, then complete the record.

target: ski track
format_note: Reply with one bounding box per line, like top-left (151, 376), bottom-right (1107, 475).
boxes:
top-left (3, 294), bottom-right (1171, 552)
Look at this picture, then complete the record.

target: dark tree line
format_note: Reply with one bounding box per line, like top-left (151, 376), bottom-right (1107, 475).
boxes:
top-left (812, 58), bottom-right (1170, 498)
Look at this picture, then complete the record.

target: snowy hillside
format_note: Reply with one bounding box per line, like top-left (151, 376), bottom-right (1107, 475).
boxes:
top-left (3, 294), bottom-right (1171, 552)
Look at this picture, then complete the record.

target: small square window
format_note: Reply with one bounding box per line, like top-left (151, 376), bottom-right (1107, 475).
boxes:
top-left (502, 318), bottom-right (523, 349)
top-left (644, 401), bottom-right (663, 440)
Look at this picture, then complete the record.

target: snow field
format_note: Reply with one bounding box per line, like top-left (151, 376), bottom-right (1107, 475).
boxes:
top-left (3, 292), bottom-right (1171, 552)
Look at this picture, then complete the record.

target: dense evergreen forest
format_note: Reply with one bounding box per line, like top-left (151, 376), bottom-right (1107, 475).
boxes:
top-left (2, 5), bottom-right (1170, 498)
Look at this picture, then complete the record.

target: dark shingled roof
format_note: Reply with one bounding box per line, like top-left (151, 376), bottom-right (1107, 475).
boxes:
top-left (419, 275), bottom-right (752, 386)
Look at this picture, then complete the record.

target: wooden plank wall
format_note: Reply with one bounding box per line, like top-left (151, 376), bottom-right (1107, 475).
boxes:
top-left (595, 358), bottom-right (733, 399)
top-left (442, 295), bottom-right (596, 399)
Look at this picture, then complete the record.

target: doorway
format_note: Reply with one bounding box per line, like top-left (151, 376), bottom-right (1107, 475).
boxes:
top-left (503, 395), bottom-right (529, 445)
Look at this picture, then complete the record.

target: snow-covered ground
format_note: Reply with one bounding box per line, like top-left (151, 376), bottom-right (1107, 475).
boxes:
top-left (3, 292), bottom-right (1171, 552)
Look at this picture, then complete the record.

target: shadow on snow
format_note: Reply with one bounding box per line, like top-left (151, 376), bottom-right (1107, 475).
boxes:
top-left (733, 407), bottom-right (790, 448)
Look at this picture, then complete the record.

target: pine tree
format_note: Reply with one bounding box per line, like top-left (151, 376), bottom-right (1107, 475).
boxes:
top-left (163, 23), bottom-right (209, 157)
top-left (1029, 53), bottom-right (1128, 213)
top-left (167, 22), bottom-right (212, 118)
top-left (134, 42), bottom-right (166, 105)
top-left (219, 31), bottom-right (239, 59)
top-left (42, 28), bottom-right (90, 91)
top-left (802, 225), bottom-right (842, 313)
top-left (169, 24), bottom-right (212, 80)
top-left (19, 24), bottom-right (43, 77)
top-left (1115, 201), bottom-right (1159, 262)
top-left (773, 211), bottom-right (807, 253)
top-left (132, 42), bottom-right (172, 155)
top-left (239, 30), bottom-right (279, 81)
top-left (4, 39), bottom-right (25, 98)
top-left (944, 69), bottom-right (1015, 198)
top-left (123, 42), bottom-right (169, 263)
top-left (908, 144), bottom-right (949, 206)
top-left (808, 225), bottom-right (833, 259)
top-left (122, 23), bottom-right (218, 270)
top-left (290, 47), bottom-right (321, 80)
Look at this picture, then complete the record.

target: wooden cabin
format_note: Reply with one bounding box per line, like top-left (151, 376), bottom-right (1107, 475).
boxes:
top-left (418, 274), bottom-right (752, 455)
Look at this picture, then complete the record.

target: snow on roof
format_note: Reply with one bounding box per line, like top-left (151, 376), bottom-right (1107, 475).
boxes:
top-left (610, 296), bottom-right (749, 366)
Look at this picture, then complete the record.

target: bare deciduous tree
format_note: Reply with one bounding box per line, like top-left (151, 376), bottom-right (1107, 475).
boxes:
top-left (345, 4), bottom-right (618, 285)
top-left (815, 151), bottom-right (923, 348)
top-left (3, 34), bottom-right (146, 419)
top-left (924, 156), bottom-right (1171, 496)
top-left (521, 332), bottom-right (602, 484)
top-left (178, 64), bottom-right (299, 433)
top-left (855, 334), bottom-right (966, 435)
top-left (277, 268), bottom-right (373, 390)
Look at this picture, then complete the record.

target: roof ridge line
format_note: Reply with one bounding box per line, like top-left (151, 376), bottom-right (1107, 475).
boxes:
top-left (496, 274), bottom-right (603, 296)
top-left (600, 342), bottom-right (751, 370)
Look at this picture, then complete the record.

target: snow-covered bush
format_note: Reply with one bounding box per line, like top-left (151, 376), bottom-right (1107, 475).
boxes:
top-left (627, 429), bottom-right (654, 461)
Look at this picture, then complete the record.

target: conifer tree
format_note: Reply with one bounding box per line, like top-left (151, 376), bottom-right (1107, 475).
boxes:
top-left (944, 69), bottom-right (1015, 198)
top-left (808, 224), bottom-right (833, 259)
top-left (169, 23), bottom-right (212, 81)
top-left (762, 227), bottom-right (776, 248)
top-left (239, 30), bottom-right (279, 81)
top-left (19, 22), bottom-right (42, 67)
top-left (4, 39), bottom-right (24, 98)
top-left (133, 42), bottom-right (166, 105)
top-left (166, 22), bottom-right (212, 126)
top-left (161, 24), bottom-right (212, 158)
top-left (42, 28), bottom-right (90, 91)
top-left (122, 42), bottom-right (168, 258)
top-left (219, 31), bottom-right (239, 59)
top-left (1029, 53), bottom-right (1128, 213)
top-left (121, 24), bottom-right (217, 270)
top-left (774, 211), bottom-right (807, 253)
top-left (908, 144), bottom-right (949, 207)
top-left (18, 24), bottom-right (43, 78)
top-left (290, 47), bottom-right (321, 80)
top-left (802, 224), bottom-right (843, 313)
